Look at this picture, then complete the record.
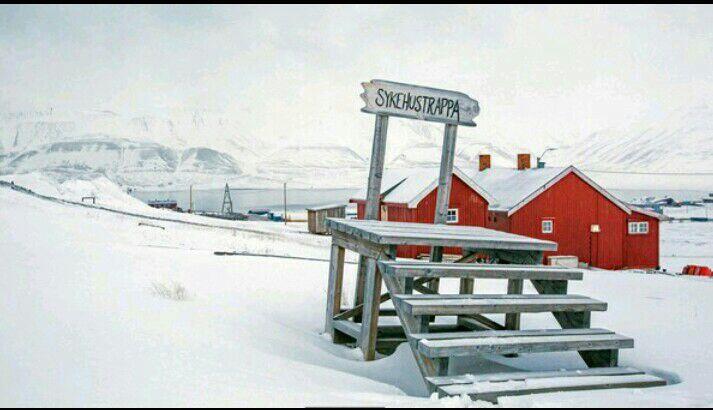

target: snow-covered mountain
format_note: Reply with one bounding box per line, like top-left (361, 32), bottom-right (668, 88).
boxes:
top-left (388, 138), bottom-right (519, 170)
top-left (0, 108), bottom-right (260, 162)
top-left (0, 135), bottom-right (244, 188)
top-left (261, 146), bottom-right (367, 170)
top-left (1, 104), bottom-right (711, 190)
top-left (548, 104), bottom-right (713, 173)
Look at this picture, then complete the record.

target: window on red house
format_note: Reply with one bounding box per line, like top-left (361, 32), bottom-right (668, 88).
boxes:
top-left (628, 221), bottom-right (649, 235)
top-left (446, 208), bottom-right (459, 224)
top-left (542, 219), bottom-right (554, 234)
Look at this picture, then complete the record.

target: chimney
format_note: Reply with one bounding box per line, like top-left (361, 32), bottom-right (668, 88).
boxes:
top-left (517, 153), bottom-right (531, 170)
top-left (478, 154), bottom-right (491, 171)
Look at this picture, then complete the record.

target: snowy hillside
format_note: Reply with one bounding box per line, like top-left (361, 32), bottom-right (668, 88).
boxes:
top-left (388, 138), bottom-right (519, 171)
top-left (0, 108), bottom-right (260, 160)
top-left (2, 104), bottom-right (711, 191)
top-left (1, 181), bottom-right (713, 406)
top-left (261, 145), bottom-right (367, 170)
top-left (0, 135), bottom-right (244, 188)
top-left (549, 104), bottom-right (713, 173)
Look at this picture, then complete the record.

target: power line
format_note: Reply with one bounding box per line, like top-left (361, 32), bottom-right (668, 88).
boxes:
top-left (581, 169), bottom-right (713, 176)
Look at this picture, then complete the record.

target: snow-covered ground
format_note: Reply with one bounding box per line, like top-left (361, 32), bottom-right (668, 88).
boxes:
top-left (1, 182), bottom-right (712, 407)
top-left (663, 203), bottom-right (713, 220)
top-left (660, 221), bottom-right (713, 274)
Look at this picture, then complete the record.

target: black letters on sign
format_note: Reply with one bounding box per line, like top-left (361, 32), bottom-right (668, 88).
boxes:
top-left (374, 88), bottom-right (461, 122)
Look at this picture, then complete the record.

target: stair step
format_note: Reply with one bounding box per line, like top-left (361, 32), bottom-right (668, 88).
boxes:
top-left (378, 260), bottom-right (583, 281)
top-left (418, 331), bottom-right (634, 358)
top-left (431, 369), bottom-right (666, 402)
top-left (427, 366), bottom-right (645, 388)
top-left (410, 327), bottom-right (614, 341)
top-left (394, 294), bottom-right (607, 316)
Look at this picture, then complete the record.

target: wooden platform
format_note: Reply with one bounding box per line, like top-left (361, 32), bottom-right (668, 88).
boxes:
top-left (323, 220), bottom-right (666, 402)
top-left (327, 218), bottom-right (558, 250)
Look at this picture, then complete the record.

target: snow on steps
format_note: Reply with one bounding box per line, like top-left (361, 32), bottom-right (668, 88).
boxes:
top-left (417, 331), bottom-right (634, 358)
top-left (393, 294), bottom-right (607, 316)
top-left (427, 367), bottom-right (667, 402)
top-left (378, 260), bottom-right (584, 280)
top-left (376, 259), bottom-right (668, 401)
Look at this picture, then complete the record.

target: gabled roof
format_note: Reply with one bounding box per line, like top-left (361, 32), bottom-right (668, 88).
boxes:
top-left (351, 166), bottom-right (495, 208)
top-left (463, 166), bottom-right (632, 216)
top-left (629, 206), bottom-right (670, 221)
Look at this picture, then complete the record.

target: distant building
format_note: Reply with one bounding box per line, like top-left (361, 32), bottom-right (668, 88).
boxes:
top-left (307, 204), bottom-right (346, 235)
top-left (470, 156), bottom-right (663, 270)
top-left (351, 154), bottom-right (664, 270)
top-left (350, 167), bottom-right (493, 259)
top-left (148, 199), bottom-right (179, 211)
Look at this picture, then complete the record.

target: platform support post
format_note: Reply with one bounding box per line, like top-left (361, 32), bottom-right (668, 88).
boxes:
top-left (324, 244), bottom-right (346, 338)
top-left (356, 114), bottom-right (389, 358)
top-left (428, 123), bottom-right (458, 297)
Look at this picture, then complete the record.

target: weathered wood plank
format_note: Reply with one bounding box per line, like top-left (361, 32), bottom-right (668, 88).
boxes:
top-left (360, 80), bottom-right (480, 127)
top-left (353, 255), bottom-right (368, 322)
top-left (332, 319), bottom-right (361, 342)
top-left (355, 113), bottom-right (389, 323)
top-left (359, 258), bottom-right (382, 361)
top-left (324, 244), bottom-right (345, 338)
top-left (505, 279), bottom-right (524, 331)
top-left (325, 218), bottom-right (557, 251)
top-left (410, 328), bottom-right (614, 341)
top-left (386, 260), bottom-right (571, 269)
top-left (427, 366), bottom-right (645, 387)
top-left (428, 122), bottom-right (458, 298)
top-left (419, 333), bottom-right (634, 358)
top-left (333, 292), bottom-right (391, 321)
top-left (395, 293), bottom-right (591, 300)
top-left (457, 315), bottom-right (505, 331)
top-left (396, 295), bottom-right (607, 316)
top-left (377, 234), bottom-right (557, 250)
top-left (378, 261), bottom-right (583, 281)
top-left (331, 231), bottom-right (385, 260)
top-left (437, 374), bottom-right (666, 402)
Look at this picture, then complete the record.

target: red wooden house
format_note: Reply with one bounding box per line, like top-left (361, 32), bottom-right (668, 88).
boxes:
top-left (351, 154), bottom-right (664, 270)
top-left (468, 155), bottom-right (663, 270)
top-left (351, 167), bottom-right (494, 258)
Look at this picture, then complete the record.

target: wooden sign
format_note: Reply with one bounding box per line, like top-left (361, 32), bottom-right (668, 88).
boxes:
top-left (360, 79), bottom-right (480, 126)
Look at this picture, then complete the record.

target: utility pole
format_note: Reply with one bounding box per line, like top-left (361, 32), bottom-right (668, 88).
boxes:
top-left (283, 182), bottom-right (288, 225)
top-left (189, 184), bottom-right (194, 213)
top-left (221, 183), bottom-right (233, 215)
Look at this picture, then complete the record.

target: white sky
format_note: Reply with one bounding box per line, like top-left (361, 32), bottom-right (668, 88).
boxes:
top-left (1, 5), bottom-right (711, 150)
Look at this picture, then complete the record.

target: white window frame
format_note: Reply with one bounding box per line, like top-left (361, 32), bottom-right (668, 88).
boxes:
top-left (629, 221), bottom-right (649, 235)
top-left (542, 219), bottom-right (554, 234)
top-left (446, 208), bottom-right (459, 224)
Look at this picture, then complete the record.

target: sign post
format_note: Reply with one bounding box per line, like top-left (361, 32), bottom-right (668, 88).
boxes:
top-left (428, 123), bottom-right (458, 295)
top-left (356, 79), bottom-right (479, 360)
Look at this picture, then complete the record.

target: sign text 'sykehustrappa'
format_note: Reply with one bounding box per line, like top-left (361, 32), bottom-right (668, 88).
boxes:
top-left (360, 80), bottom-right (480, 126)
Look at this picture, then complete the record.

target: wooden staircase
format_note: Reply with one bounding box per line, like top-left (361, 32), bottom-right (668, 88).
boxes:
top-left (375, 260), bottom-right (666, 402)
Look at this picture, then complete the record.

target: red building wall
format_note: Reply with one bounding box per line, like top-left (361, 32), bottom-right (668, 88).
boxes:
top-left (486, 210), bottom-right (510, 232)
top-left (506, 172), bottom-right (627, 269)
top-left (624, 211), bottom-right (660, 269)
top-left (354, 175), bottom-right (489, 258)
top-left (354, 170), bottom-right (660, 269)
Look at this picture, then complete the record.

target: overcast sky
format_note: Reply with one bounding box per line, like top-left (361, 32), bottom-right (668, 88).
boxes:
top-left (1, 4), bottom-right (711, 148)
